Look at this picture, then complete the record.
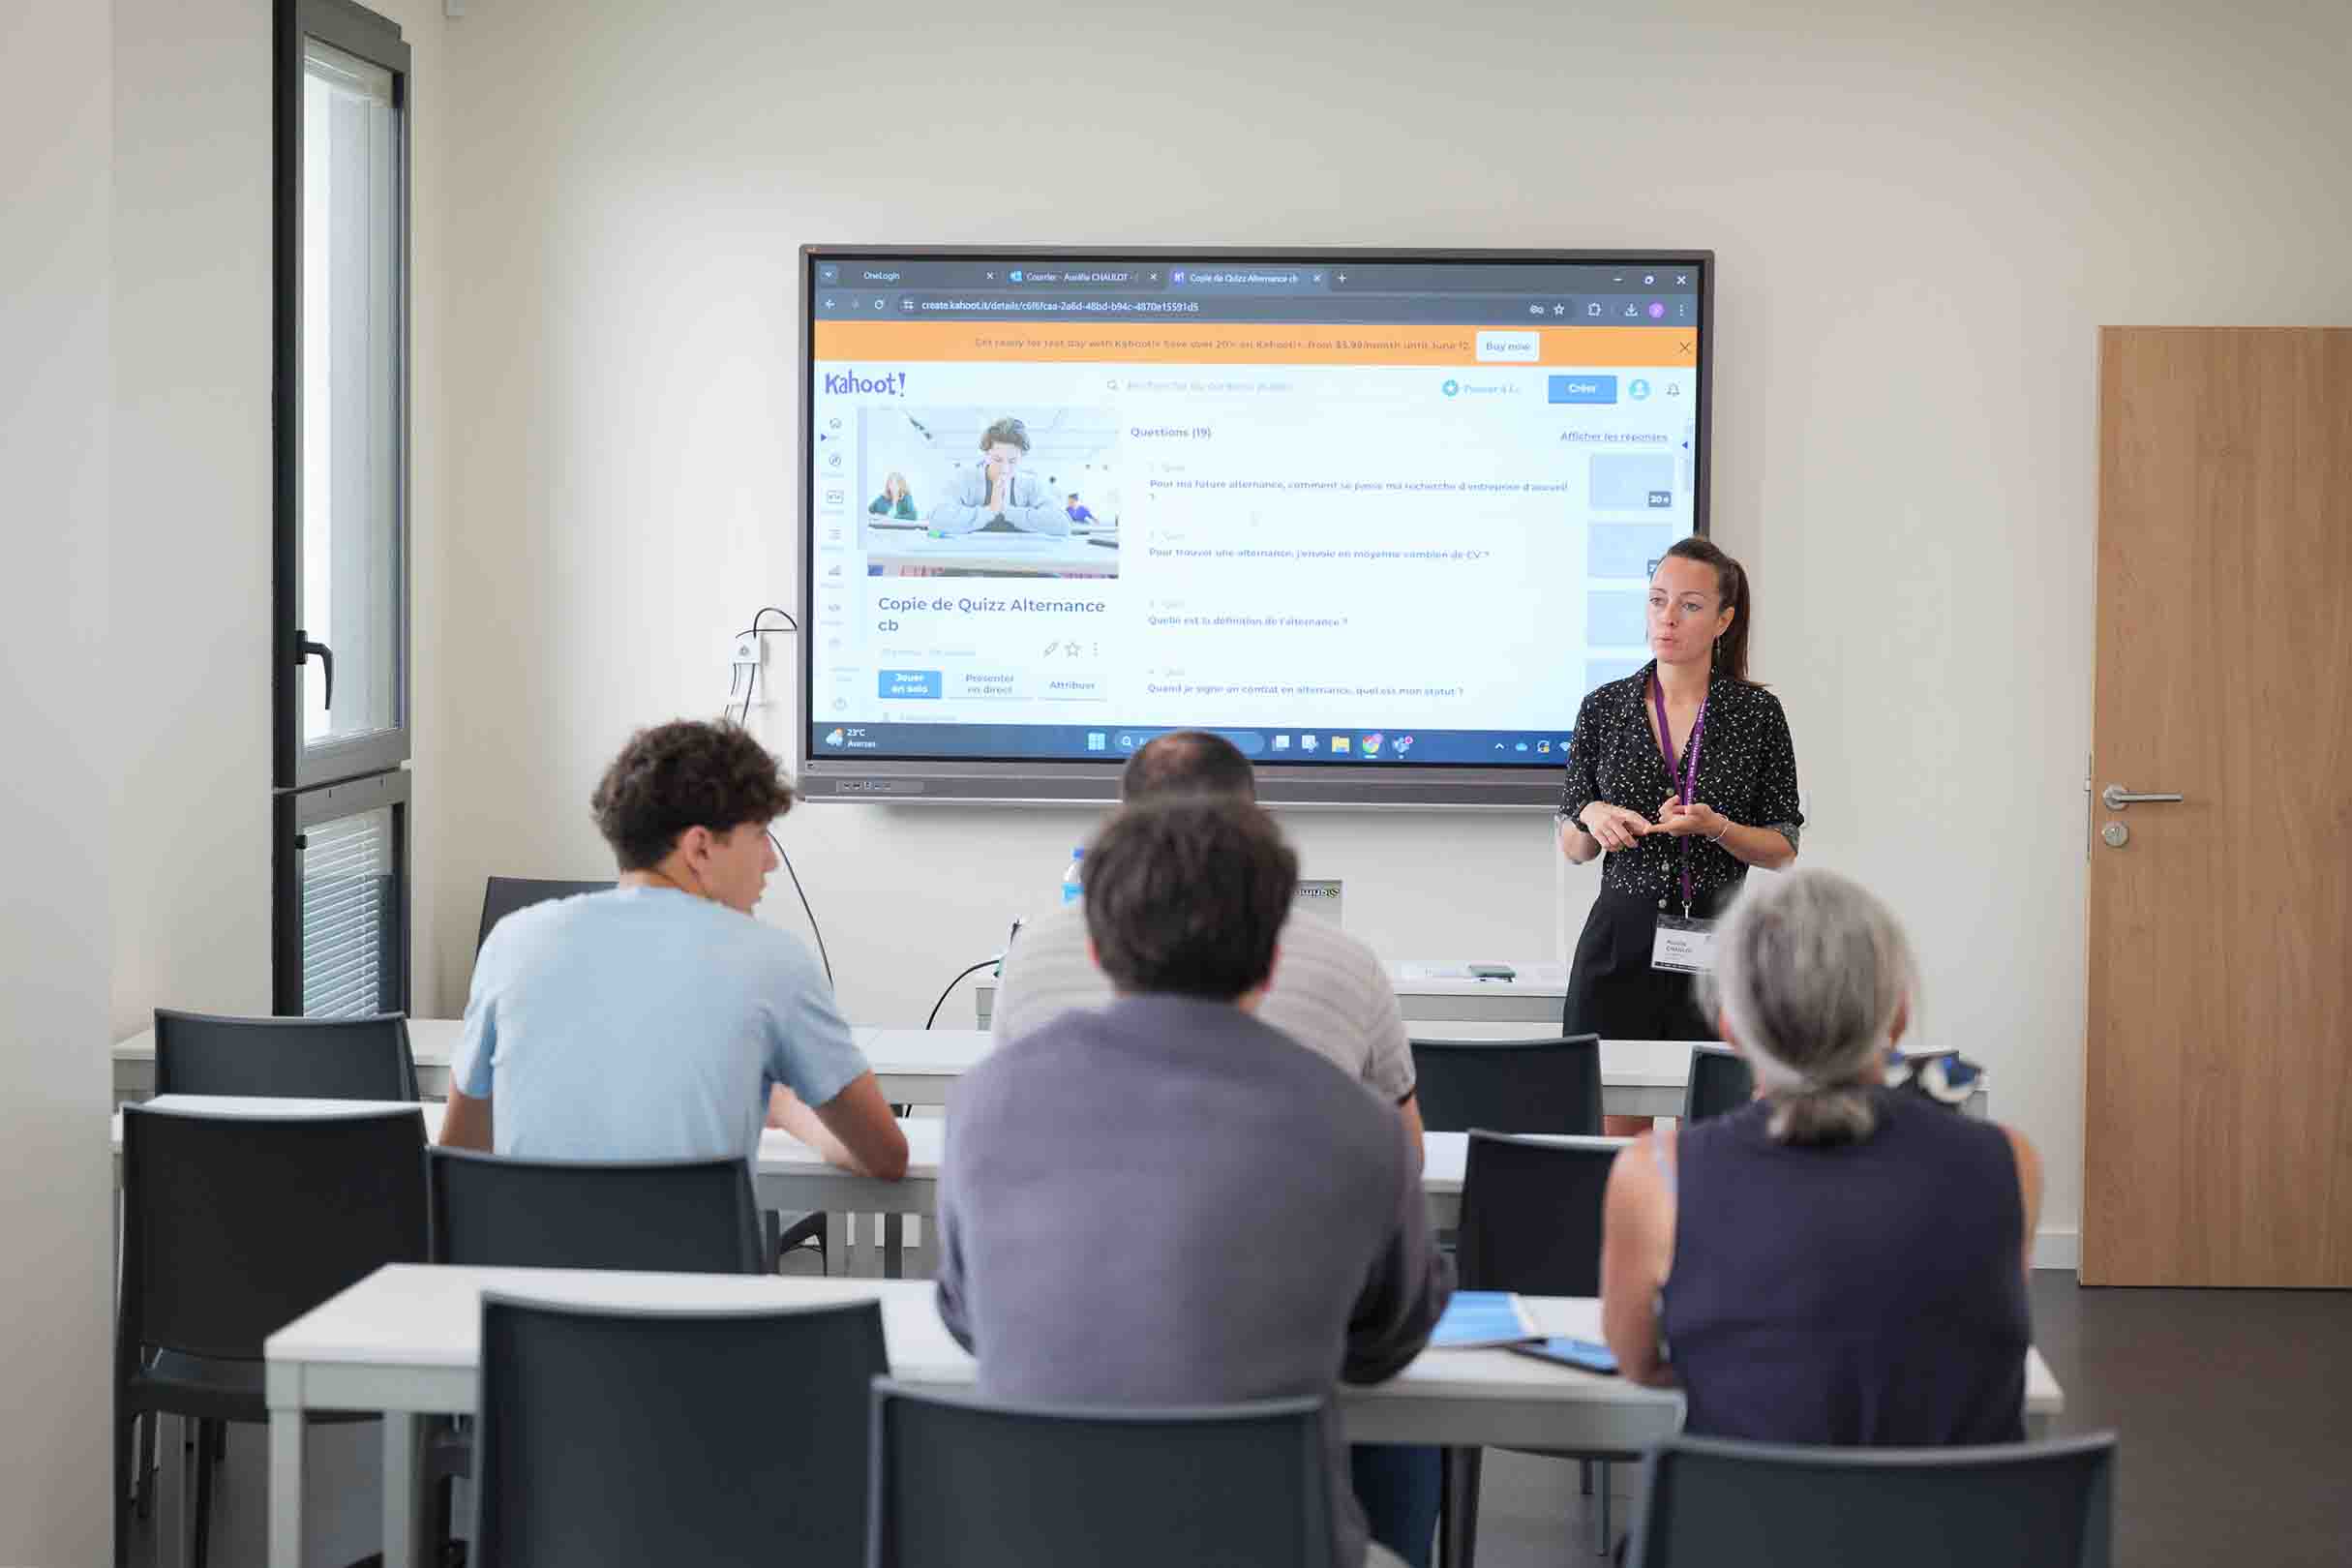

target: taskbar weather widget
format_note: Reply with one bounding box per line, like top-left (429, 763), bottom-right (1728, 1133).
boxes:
top-left (813, 723), bottom-right (1575, 767)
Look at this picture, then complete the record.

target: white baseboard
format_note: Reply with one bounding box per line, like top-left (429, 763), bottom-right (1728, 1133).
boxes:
top-left (2032, 1227), bottom-right (2080, 1272)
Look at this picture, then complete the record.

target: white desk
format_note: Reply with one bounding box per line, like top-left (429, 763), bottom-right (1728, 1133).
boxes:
top-left (749, 1124), bottom-right (1583, 1251)
top-left (878, 1028), bottom-right (1731, 1120)
top-left (264, 1262), bottom-right (2065, 1568)
top-left (114, 1022), bottom-right (920, 1108)
top-left (979, 959), bottom-right (1565, 1029)
top-left (111, 1024), bottom-right (1734, 1122)
top-left (108, 1104), bottom-right (1536, 1278)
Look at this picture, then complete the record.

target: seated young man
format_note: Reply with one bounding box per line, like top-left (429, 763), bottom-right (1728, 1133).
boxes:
top-left (935, 798), bottom-right (1451, 1568)
top-left (440, 719), bottom-right (906, 1181)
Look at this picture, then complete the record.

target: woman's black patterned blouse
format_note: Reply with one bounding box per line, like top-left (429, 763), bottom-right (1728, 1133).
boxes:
top-left (1556, 661), bottom-right (1804, 903)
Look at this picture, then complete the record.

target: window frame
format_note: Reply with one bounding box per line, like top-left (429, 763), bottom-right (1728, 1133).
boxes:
top-left (273, 0), bottom-right (413, 791)
top-left (273, 767), bottom-right (412, 1016)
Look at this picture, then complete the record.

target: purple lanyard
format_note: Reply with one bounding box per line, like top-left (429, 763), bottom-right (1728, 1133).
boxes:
top-left (1650, 674), bottom-right (1709, 914)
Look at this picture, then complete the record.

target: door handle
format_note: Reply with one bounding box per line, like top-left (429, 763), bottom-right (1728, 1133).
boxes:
top-left (2101, 784), bottom-right (2182, 810)
top-left (296, 632), bottom-right (335, 711)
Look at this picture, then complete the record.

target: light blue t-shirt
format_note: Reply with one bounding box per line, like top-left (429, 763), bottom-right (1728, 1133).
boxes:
top-left (453, 886), bottom-right (869, 1161)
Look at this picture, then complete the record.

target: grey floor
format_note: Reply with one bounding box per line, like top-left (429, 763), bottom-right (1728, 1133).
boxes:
top-left (127, 1269), bottom-right (2352, 1568)
top-left (1457, 1273), bottom-right (2352, 1567)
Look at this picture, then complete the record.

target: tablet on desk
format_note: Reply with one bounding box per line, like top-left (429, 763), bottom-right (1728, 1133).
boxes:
top-left (1508, 1337), bottom-right (1618, 1375)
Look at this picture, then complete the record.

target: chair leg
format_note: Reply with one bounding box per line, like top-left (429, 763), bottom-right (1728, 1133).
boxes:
top-left (1440, 1446), bottom-right (1482, 1568)
top-left (114, 1401), bottom-right (136, 1568)
top-left (1580, 1458), bottom-right (1592, 1495)
top-left (191, 1423), bottom-right (215, 1568)
top-left (1593, 1462), bottom-right (1611, 1556)
top-left (135, 1411), bottom-right (159, 1521)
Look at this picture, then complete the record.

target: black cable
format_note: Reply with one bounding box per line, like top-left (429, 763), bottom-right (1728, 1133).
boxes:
top-left (766, 829), bottom-right (832, 986)
top-left (925, 959), bottom-right (999, 1030)
top-left (734, 607), bottom-right (800, 727)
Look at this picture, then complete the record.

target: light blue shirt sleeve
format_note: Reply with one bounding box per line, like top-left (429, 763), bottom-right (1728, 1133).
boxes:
top-left (760, 933), bottom-right (868, 1108)
top-left (453, 932), bottom-right (502, 1100)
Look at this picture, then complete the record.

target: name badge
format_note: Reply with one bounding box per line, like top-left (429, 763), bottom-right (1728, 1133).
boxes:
top-left (1651, 914), bottom-right (1718, 974)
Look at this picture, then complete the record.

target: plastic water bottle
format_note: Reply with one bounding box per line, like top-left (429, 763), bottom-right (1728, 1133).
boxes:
top-left (1060, 846), bottom-right (1086, 907)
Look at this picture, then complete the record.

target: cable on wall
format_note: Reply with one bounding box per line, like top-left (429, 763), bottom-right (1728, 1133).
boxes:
top-left (925, 958), bottom-right (1000, 1030)
top-left (766, 829), bottom-right (832, 988)
top-left (734, 605), bottom-right (799, 727)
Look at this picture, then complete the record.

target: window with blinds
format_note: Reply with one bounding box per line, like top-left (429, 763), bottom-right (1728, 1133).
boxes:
top-left (299, 804), bottom-right (396, 1016)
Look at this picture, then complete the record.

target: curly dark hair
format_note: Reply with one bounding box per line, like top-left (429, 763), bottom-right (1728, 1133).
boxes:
top-left (589, 720), bottom-right (796, 870)
top-left (1083, 797), bottom-right (1297, 1001)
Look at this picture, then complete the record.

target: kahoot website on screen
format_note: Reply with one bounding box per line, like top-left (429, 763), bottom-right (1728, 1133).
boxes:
top-left (805, 256), bottom-right (1701, 768)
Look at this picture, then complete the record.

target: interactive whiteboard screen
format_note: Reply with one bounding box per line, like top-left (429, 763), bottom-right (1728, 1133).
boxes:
top-left (799, 248), bottom-right (1709, 806)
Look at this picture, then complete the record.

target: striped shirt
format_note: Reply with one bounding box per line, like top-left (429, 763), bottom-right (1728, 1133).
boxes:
top-left (989, 905), bottom-right (1416, 1103)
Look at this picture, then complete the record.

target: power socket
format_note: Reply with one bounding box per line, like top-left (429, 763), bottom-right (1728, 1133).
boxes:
top-left (725, 632), bottom-right (761, 705)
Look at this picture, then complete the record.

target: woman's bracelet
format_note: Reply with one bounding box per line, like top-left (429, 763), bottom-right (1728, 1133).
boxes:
top-left (1708, 816), bottom-right (1733, 844)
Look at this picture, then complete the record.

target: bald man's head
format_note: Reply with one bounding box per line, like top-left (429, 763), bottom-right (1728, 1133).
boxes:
top-left (1119, 731), bottom-right (1256, 804)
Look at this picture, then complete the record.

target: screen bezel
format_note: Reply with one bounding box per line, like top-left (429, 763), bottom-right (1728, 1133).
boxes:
top-left (796, 244), bottom-right (1714, 808)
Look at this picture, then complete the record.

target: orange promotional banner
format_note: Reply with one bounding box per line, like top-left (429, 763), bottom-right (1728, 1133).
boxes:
top-left (813, 319), bottom-right (1695, 369)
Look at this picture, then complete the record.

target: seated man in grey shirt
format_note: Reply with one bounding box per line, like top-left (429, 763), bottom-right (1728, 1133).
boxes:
top-left (936, 797), bottom-right (1452, 1568)
top-left (992, 731), bottom-right (1422, 1145)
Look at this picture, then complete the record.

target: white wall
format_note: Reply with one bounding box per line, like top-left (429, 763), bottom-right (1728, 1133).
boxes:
top-left (428, 0), bottom-right (2352, 1257)
top-left (0, 1), bottom-right (116, 1558)
top-left (109, 0), bottom-right (452, 1035)
top-left (110, 0), bottom-right (275, 1032)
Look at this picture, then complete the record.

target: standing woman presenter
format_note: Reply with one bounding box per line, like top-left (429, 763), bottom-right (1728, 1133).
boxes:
top-left (1557, 538), bottom-right (1803, 1129)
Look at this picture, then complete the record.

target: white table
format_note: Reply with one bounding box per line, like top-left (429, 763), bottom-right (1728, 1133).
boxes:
top-left (263, 1263), bottom-right (2066, 1568)
top-left (977, 957), bottom-right (1570, 1030)
top-left (113, 1022), bottom-right (951, 1110)
top-left (108, 1102), bottom-right (1567, 1279)
top-left (871, 1028), bottom-right (1735, 1121)
top-left (746, 1124), bottom-right (1599, 1256)
top-left (109, 1098), bottom-right (901, 1275)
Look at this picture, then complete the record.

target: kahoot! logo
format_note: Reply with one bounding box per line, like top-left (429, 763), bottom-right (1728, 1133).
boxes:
top-left (823, 728), bottom-right (846, 747)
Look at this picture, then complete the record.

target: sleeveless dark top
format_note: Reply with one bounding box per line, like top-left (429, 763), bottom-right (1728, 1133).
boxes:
top-left (1659, 1089), bottom-right (2030, 1444)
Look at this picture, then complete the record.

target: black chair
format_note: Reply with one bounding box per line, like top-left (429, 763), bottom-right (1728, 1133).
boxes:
top-left (427, 1148), bottom-right (766, 1275)
top-left (153, 1008), bottom-right (419, 1101)
top-left (475, 876), bottom-right (614, 952)
top-left (470, 1294), bottom-right (888, 1568)
top-left (868, 1381), bottom-right (1335, 1568)
top-left (115, 1103), bottom-right (428, 1568)
top-left (1623, 1431), bottom-right (2119, 1568)
top-left (1410, 1036), bottom-right (1604, 1136)
top-left (1446, 1131), bottom-right (1629, 1566)
top-left (424, 1151), bottom-right (769, 1560)
top-left (1680, 1044), bottom-right (1754, 1126)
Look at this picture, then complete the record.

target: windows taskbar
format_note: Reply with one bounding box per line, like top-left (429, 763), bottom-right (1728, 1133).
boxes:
top-left (806, 722), bottom-right (1577, 767)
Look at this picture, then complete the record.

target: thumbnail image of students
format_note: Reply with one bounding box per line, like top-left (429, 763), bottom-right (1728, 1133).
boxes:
top-left (1065, 493), bottom-right (1099, 527)
top-left (867, 471), bottom-right (918, 520)
top-left (925, 416), bottom-right (1071, 536)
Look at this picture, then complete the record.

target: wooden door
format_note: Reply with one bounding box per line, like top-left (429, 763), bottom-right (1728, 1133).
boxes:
top-left (2084, 328), bottom-right (2352, 1286)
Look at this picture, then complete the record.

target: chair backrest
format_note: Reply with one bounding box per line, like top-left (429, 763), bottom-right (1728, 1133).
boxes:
top-left (427, 1149), bottom-right (765, 1275)
top-left (152, 1008), bottom-right (418, 1101)
top-left (477, 877), bottom-right (614, 953)
top-left (118, 1104), bottom-right (429, 1365)
top-left (1625, 1431), bottom-right (2117, 1568)
top-left (1681, 1044), bottom-right (1755, 1126)
top-left (1410, 1036), bottom-right (1604, 1136)
top-left (471, 1294), bottom-right (888, 1568)
top-left (1456, 1131), bottom-right (1627, 1295)
top-left (867, 1381), bottom-right (1333, 1568)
